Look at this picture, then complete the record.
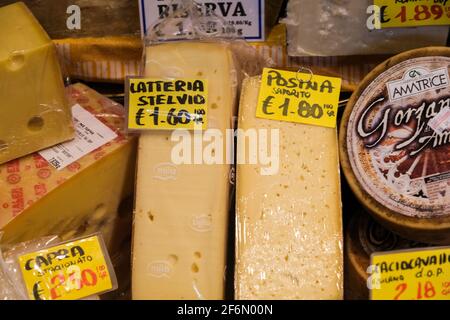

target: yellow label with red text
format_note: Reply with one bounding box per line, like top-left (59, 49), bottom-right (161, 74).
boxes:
top-left (18, 235), bottom-right (115, 300)
top-left (374, 0), bottom-right (450, 28)
top-left (256, 68), bottom-right (341, 128)
top-left (370, 247), bottom-right (450, 300)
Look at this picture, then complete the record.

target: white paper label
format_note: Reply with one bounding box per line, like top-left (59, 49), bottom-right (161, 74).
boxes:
top-left (387, 67), bottom-right (449, 102)
top-left (39, 104), bottom-right (118, 170)
top-left (429, 106), bottom-right (450, 135)
top-left (139, 0), bottom-right (265, 41)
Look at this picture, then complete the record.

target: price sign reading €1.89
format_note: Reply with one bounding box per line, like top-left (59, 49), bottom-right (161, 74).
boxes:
top-left (18, 235), bottom-right (116, 300)
top-left (374, 0), bottom-right (450, 28)
top-left (256, 68), bottom-right (341, 128)
top-left (370, 247), bottom-right (450, 300)
top-left (126, 78), bottom-right (209, 130)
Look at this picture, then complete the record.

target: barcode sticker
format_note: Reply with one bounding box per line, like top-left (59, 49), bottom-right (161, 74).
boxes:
top-left (39, 104), bottom-right (118, 170)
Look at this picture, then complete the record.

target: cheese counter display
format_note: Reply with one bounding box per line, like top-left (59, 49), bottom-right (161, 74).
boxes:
top-left (0, 0), bottom-right (450, 302)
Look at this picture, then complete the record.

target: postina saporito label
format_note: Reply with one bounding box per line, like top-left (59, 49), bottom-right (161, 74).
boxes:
top-left (256, 68), bottom-right (341, 128)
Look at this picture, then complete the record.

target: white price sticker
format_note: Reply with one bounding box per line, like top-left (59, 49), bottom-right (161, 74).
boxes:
top-left (429, 107), bottom-right (450, 135)
top-left (139, 0), bottom-right (265, 41)
top-left (39, 104), bottom-right (118, 170)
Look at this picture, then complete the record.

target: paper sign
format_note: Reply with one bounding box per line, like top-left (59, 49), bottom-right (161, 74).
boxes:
top-left (256, 68), bottom-right (341, 128)
top-left (39, 104), bottom-right (118, 170)
top-left (370, 247), bottom-right (450, 300)
top-left (139, 0), bottom-right (265, 40)
top-left (374, 0), bottom-right (450, 28)
top-left (126, 77), bottom-right (209, 130)
top-left (18, 234), bottom-right (116, 300)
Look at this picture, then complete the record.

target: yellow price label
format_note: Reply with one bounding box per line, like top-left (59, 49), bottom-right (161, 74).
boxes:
top-left (374, 0), bottom-right (450, 28)
top-left (256, 68), bottom-right (341, 128)
top-left (18, 235), bottom-right (115, 300)
top-left (126, 77), bottom-right (209, 130)
top-left (370, 247), bottom-right (450, 300)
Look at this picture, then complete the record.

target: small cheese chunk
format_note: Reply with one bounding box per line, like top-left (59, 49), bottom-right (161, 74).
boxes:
top-left (132, 42), bottom-right (236, 300)
top-left (0, 83), bottom-right (136, 254)
top-left (235, 77), bottom-right (343, 300)
top-left (284, 0), bottom-right (449, 56)
top-left (0, 2), bottom-right (74, 164)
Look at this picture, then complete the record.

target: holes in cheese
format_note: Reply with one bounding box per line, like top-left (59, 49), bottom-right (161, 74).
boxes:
top-left (0, 3), bottom-right (74, 164)
top-left (132, 41), bottom-right (237, 300)
top-left (235, 77), bottom-right (343, 300)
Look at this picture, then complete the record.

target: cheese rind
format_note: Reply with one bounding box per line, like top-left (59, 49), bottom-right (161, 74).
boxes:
top-left (235, 77), bottom-right (343, 300)
top-left (132, 42), bottom-right (236, 300)
top-left (0, 2), bottom-right (74, 165)
top-left (0, 83), bottom-right (136, 254)
top-left (283, 0), bottom-right (449, 57)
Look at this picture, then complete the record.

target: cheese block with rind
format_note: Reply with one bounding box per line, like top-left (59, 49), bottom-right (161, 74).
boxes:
top-left (340, 47), bottom-right (450, 245)
top-left (0, 2), bottom-right (74, 164)
top-left (0, 83), bottom-right (136, 254)
top-left (235, 76), bottom-right (343, 300)
top-left (132, 41), bottom-right (237, 300)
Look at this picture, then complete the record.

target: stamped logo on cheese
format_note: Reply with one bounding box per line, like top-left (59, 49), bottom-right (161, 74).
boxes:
top-left (153, 162), bottom-right (177, 181)
top-left (190, 214), bottom-right (212, 232)
top-left (147, 261), bottom-right (172, 278)
top-left (347, 56), bottom-right (450, 219)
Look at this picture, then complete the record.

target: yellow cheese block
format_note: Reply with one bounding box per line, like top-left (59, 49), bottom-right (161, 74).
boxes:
top-left (0, 83), bottom-right (136, 253)
top-left (235, 77), bottom-right (343, 300)
top-left (132, 42), bottom-right (237, 300)
top-left (0, 2), bottom-right (74, 165)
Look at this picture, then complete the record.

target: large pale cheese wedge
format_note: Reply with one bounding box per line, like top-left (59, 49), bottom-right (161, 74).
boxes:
top-left (283, 0), bottom-right (449, 56)
top-left (0, 2), bottom-right (74, 164)
top-left (0, 83), bottom-right (136, 254)
top-left (132, 42), bottom-right (236, 300)
top-left (235, 77), bottom-right (343, 300)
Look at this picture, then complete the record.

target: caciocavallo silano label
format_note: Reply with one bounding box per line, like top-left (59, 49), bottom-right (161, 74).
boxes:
top-left (126, 78), bottom-right (209, 131)
top-left (256, 68), bottom-right (341, 128)
top-left (370, 247), bottom-right (450, 300)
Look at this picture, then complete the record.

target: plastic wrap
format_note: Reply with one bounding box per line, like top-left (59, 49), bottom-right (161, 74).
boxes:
top-left (0, 233), bottom-right (117, 300)
top-left (0, 83), bottom-right (136, 260)
top-left (0, 234), bottom-right (59, 300)
top-left (234, 76), bottom-right (343, 300)
top-left (0, 2), bottom-right (74, 165)
top-left (131, 1), bottom-right (270, 300)
top-left (283, 0), bottom-right (449, 57)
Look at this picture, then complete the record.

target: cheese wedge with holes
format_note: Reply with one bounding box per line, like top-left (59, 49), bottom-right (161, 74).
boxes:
top-left (235, 77), bottom-right (343, 300)
top-left (0, 2), bottom-right (74, 164)
top-left (132, 42), bottom-right (236, 300)
top-left (0, 83), bottom-right (136, 254)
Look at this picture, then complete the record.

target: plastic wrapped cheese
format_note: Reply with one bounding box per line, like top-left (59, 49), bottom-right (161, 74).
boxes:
top-left (235, 77), bottom-right (343, 300)
top-left (132, 41), bottom-right (237, 300)
top-left (284, 0), bottom-right (449, 57)
top-left (0, 2), bottom-right (74, 165)
top-left (0, 83), bottom-right (136, 255)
